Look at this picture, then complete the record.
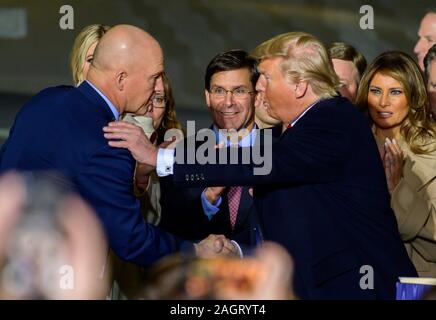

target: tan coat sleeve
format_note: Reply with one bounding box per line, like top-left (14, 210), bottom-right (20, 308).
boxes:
top-left (391, 153), bottom-right (436, 243)
top-left (391, 176), bottom-right (432, 241)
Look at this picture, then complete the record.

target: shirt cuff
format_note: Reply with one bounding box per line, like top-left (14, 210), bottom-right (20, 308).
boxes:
top-left (156, 148), bottom-right (175, 177)
top-left (200, 190), bottom-right (222, 221)
top-left (231, 240), bottom-right (243, 258)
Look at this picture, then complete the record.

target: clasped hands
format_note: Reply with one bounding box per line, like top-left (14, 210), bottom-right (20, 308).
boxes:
top-left (194, 234), bottom-right (241, 258)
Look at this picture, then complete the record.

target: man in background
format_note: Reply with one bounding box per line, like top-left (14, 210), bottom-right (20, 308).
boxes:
top-left (328, 42), bottom-right (367, 103)
top-left (424, 44), bottom-right (436, 118)
top-left (414, 10), bottom-right (436, 70)
top-left (160, 50), bottom-right (263, 247)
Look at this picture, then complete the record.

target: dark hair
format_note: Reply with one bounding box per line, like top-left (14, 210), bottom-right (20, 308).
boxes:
top-left (204, 49), bottom-right (259, 90)
top-left (424, 44), bottom-right (436, 79)
top-left (328, 42), bottom-right (367, 78)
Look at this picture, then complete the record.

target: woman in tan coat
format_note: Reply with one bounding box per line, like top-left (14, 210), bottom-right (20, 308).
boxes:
top-left (356, 51), bottom-right (436, 277)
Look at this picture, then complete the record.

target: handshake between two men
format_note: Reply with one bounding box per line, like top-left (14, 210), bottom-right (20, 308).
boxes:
top-left (103, 120), bottom-right (242, 259)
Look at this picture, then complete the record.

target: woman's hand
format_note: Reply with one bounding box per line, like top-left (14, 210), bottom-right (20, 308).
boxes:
top-left (383, 138), bottom-right (404, 194)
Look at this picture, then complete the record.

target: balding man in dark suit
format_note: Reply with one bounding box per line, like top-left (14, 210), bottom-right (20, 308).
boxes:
top-left (0, 25), bottom-right (235, 269)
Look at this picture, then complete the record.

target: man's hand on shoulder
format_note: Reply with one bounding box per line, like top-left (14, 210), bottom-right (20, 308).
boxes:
top-left (103, 121), bottom-right (158, 167)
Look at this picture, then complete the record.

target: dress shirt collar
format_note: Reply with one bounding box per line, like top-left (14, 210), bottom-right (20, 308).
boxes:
top-left (85, 80), bottom-right (120, 120)
top-left (290, 98), bottom-right (322, 127)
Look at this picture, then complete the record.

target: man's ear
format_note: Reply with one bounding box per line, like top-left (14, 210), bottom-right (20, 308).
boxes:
top-left (295, 80), bottom-right (308, 98)
top-left (116, 71), bottom-right (127, 91)
top-left (205, 89), bottom-right (212, 109)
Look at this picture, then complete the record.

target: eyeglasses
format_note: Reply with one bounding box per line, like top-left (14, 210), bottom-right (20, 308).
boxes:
top-left (151, 95), bottom-right (166, 109)
top-left (209, 87), bottom-right (255, 99)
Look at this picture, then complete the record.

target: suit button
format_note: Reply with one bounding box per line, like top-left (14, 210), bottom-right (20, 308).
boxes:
top-left (200, 174), bottom-right (205, 180)
top-left (195, 174), bottom-right (200, 181)
top-left (185, 174), bottom-right (189, 181)
top-left (190, 174), bottom-right (195, 181)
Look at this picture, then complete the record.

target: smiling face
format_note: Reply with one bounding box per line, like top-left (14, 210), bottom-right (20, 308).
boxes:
top-left (367, 72), bottom-right (409, 137)
top-left (205, 68), bottom-right (255, 131)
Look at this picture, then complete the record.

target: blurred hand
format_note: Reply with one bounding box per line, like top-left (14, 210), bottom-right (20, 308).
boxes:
top-left (0, 172), bottom-right (25, 267)
top-left (55, 195), bottom-right (109, 299)
top-left (0, 172), bottom-right (109, 300)
top-left (195, 234), bottom-right (239, 259)
top-left (383, 138), bottom-right (403, 194)
top-left (215, 241), bottom-right (295, 300)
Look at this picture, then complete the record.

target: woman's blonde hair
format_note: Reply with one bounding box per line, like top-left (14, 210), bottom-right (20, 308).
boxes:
top-left (355, 51), bottom-right (436, 154)
top-left (251, 32), bottom-right (340, 99)
top-left (70, 24), bottom-right (111, 86)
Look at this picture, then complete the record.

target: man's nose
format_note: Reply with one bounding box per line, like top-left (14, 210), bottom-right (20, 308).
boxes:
top-left (224, 91), bottom-right (235, 106)
top-left (256, 76), bottom-right (266, 92)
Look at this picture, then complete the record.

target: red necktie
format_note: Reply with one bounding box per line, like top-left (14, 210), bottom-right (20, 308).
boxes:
top-left (228, 186), bottom-right (243, 230)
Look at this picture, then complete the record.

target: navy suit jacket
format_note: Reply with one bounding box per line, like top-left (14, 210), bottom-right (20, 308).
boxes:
top-left (171, 97), bottom-right (417, 299)
top-left (159, 177), bottom-right (259, 246)
top-left (0, 82), bottom-right (192, 266)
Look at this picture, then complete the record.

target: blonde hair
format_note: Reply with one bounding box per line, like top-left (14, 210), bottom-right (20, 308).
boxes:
top-left (355, 51), bottom-right (436, 154)
top-left (251, 32), bottom-right (340, 99)
top-left (70, 24), bottom-right (111, 86)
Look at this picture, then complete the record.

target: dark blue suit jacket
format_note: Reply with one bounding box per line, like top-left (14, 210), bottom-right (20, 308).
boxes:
top-left (159, 177), bottom-right (259, 246)
top-left (171, 97), bottom-right (417, 299)
top-left (0, 82), bottom-right (192, 266)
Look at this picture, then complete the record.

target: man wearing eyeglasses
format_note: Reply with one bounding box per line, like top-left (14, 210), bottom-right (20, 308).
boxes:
top-left (159, 50), bottom-right (265, 248)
